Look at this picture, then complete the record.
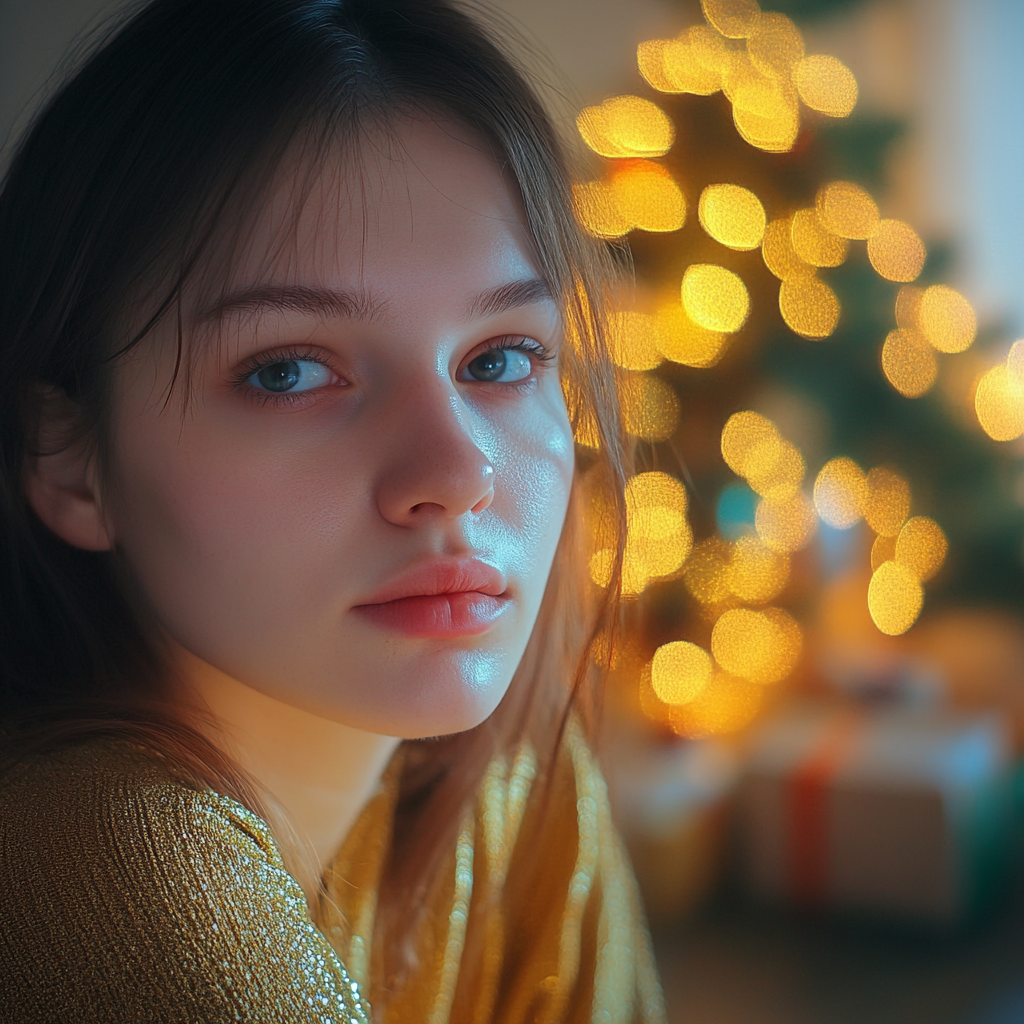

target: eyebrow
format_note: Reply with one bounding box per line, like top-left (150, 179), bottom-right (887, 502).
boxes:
top-left (196, 276), bottom-right (553, 327)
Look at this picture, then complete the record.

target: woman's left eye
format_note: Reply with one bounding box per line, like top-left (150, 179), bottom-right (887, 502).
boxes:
top-left (463, 348), bottom-right (533, 384)
top-left (246, 359), bottom-right (332, 393)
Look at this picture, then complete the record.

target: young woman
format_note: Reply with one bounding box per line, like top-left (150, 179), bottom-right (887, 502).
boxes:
top-left (0, 1), bottom-right (664, 1021)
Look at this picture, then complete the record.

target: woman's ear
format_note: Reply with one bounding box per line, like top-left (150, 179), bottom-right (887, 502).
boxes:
top-left (23, 389), bottom-right (114, 552)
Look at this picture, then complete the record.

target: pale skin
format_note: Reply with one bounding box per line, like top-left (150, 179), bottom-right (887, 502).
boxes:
top-left (25, 116), bottom-right (575, 894)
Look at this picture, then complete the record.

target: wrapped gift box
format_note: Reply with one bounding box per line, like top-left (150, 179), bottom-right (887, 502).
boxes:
top-left (739, 703), bottom-right (1014, 925)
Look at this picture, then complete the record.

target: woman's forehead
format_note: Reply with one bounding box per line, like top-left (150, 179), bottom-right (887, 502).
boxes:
top-left (207, 116), bottom-right (535, 299)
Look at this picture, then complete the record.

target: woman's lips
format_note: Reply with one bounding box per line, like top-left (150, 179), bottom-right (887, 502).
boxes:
top-left (352, 558), bottom-right (510, 639)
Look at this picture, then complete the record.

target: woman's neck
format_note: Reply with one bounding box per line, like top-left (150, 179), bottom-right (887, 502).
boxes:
top-left (175, 646), bottom-right (401, 901)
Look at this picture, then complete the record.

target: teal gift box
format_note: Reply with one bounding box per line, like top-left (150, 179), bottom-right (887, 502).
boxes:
top-left (739, 703), bottom-right (1015, 925)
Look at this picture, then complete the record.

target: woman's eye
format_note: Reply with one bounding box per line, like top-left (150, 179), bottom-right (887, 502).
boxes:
top-left (464, 348), bottom-right (533, 383)
top-left (247, 359), bottom-right (332, 393)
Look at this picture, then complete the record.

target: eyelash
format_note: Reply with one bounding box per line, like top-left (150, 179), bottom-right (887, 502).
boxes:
top-left (231, 336), bottom-right (556, 406)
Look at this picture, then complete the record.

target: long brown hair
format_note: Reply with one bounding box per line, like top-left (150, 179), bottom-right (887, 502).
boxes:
top-left (0, 0), bottom-right (628, 991)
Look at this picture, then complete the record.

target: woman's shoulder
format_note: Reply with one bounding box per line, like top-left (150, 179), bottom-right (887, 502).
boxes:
top-left (0, 736), bottom-right (369, 1024)
top-left (0, 735), bottom-right (276, 862)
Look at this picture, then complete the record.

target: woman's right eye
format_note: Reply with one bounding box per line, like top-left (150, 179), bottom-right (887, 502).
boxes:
top-left (247, 359), bottom-right (333, 393)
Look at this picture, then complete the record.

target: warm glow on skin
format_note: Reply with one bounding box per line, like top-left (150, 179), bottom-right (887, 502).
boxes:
top-left (28, 116), bottom-right (575, 882)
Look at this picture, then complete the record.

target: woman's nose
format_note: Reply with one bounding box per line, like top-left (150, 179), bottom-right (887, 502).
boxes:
top-left (375, 387), bottom-right (495, 527)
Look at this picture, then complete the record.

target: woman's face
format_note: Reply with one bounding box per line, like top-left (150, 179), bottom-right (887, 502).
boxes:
top-left (102, 117), bottom-right (575, 738)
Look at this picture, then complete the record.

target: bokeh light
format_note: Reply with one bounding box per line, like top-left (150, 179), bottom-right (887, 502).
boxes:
top-left (576, 95), bottom-right (675, 158)
top-left (868, 560), bottom-right (924, 635)
top-left (918, 285), bottom-right (977, 354)
top-left (711, 606), bottom-right (802, 684)
top-left (813, 457), bottom-right (868, 529)
top-left (607, 311), bottom-right (663, 371)
top-left (657, 304), bottom-right (730, 367)
top-left (701, 0), bottom-right (761, 39)
top-left (864, 466), bottom-right (911, 537)
top-left (728, 535), bottom-right (790, 603)
top-left (793, 55), bottom-right (858, 117)
top-left (881, 328), bottom-right (937, 398)
top-left (670, 672), bottom-right (763, 738)
top-left (651, 641), bottom-right (713, 705)
top-left (779, 275), bottom-right (841, 339)
top-left (626, 471), bottom-right (688, 515)
top-left (755, 491), bottom-right (817, 552)
top-left (815, 181), bottom-right (880, 239)
top-left (721, 410), bottom-right (779, 477)
top-left (619, 373), bottom-right (680, 442)
top-left (682, 264), bottom-right (750, 332)
top-left (791, 208), bottom-right (848, 267)
top-left (732, 91), bottom-right (800, 153)
top-left (895, 516), bottom-right (947, 582)
top-left (868, 220), bottom-right (927, 283)
top-left (609, 161), bottom-right (686, 233)
top-left (762, 217), bottom-right (812, 280)
top-left (895, 285), bottom-right (923, 330)
top-left (572, 181), bottom-right (630, 239)
top-left (683, 536), bottom-right (734, 605)
top-left (870, 533), bottom-right (897, 571)
top-left (746, 12), bottom-right (804, 78)
top-left (698, 183), bottom-right (767, 250)
top-left (975, 364), bottom-right (1024, 441)
top-left (745, 439), bottom-right (805, 499)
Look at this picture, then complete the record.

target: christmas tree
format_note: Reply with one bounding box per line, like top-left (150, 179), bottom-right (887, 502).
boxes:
top-left (574, 0), bottom-right (1024, 739)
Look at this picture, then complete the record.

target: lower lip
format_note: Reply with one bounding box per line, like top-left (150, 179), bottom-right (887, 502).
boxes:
top-left (353, 592), bottom-right (509, 638)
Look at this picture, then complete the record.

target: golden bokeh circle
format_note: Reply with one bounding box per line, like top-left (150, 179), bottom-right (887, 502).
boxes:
top-left (745, 439), bottom-right (805, 499)
top-left (793, 55), bottom-right (858, 117)
top-left (626, 471), bottom-right (689, 515)
top-left (868, 219), bottom-right (927, 283)
top-left (619, 373), bottom-right (681, 442)
top-left (711, 606), bottom-right (802, 684)
top-left (755, 492), bottom-right (817, 552)
top-left (721, 410), bottom-right (780, 477)
top-left (762, 217), bottom-right (812, 281)
top-left (670, 672), bottom-right (764, 738)
top-left (656, 305), bottom-right (729, 368)
top-left (895, 286), bottom-right (923, 330)
top-left (868, 560), bottom-right (924, 635)
top-left (577, 95), bottom-right (675, 158)
top-left (607, 311), bottom-right (663, 371)
top-left (864, 466), bottom-right (911, 537)
top-left (701, 0), bottom-right (762, 39)
top-left (881, 328), bottom-right (937, 398)
top-left (747, 12), bottom-right (805, 78)
top-left (779, 276), bottom-right (841, 339)
top-left (870, 533), bottom-right (897, 572)
top-left (918, 285), bottom-right (976, 354)
top-left (815, 181), bottom-right (880, 239)
top-left (728, 536), bottom-right (791, 604)
top-left (895, 516), bottom-right (947, 582)
top-left (683, 536), bottom-right (734, 605)
top-left (609, 161), bottom-right (687, 233)
top-left (791, 208), bottom-right (848, 267)
top-left (682, 264), bottom-right (751, 333)
top-left (651, 641), bottom-right (714, 705)
top-left (572, 181), bottom-right (630, 239)
top-left (813, 457), bottom-right (868, 529)
top-left (698, 184), bottom-right (767, 250)
top-left (975, 364), bottom-right (1024, 441)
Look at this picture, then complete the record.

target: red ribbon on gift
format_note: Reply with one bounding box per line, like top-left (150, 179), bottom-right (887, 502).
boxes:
top-left (787, 710), bottom-right (865, 909)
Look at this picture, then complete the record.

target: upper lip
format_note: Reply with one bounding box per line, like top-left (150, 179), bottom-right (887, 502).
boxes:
top-left (354, 558), bottom-right (508, 606)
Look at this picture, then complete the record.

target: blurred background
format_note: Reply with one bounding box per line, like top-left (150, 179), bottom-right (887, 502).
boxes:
top-left (6, 1), bottom-right (1024, 1021)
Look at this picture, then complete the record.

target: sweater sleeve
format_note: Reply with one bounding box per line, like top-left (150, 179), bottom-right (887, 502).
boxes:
top-left (0, 741), bottom-right (369, 1024)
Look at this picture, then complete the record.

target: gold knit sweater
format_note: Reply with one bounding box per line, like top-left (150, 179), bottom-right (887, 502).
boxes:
top-left (0, 730), bottom-right (666, 1024)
